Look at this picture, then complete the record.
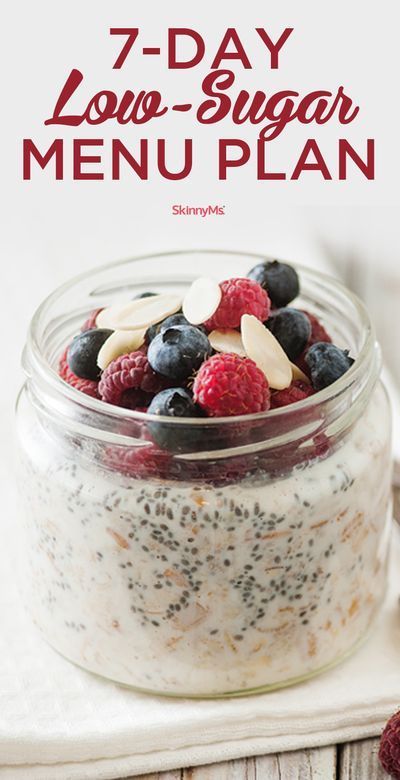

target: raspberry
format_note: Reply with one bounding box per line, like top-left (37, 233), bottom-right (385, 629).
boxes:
top-left (193, 353), bottom-right (270, 417)
top-left (98, 351), bottom-right (167, 407)
top-left (270, 380), bottom-right (314, 409)
top-left (105, 443), bottom-right (172, 479)
top-left (296, 311), bottom-right (332, 375)
top-left (118, 388), bottom-right (154, 411)
top-left (302, 311), bottom-right (332, 344)
top-left (58, 348), bottom-right (98, 398)
top-left (105, 442), bottom-right (255, 485)
top-left (204, 278), bottom-right (270, 330)
top-left (81, 308), bottom-right (103, 332)
top-left (379, 710), bottom-right (400, 779)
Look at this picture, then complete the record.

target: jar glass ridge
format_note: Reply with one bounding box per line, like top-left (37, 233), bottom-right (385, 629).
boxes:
top-left (16, 250), bottom-right (392, 697)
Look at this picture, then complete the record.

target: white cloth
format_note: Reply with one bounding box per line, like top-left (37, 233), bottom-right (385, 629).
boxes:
top-left (1, 457), bottom-right (400, 780)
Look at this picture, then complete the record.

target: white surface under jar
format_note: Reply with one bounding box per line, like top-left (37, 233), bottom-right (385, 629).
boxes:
top-left (16, 251), bottom-right (392, 697)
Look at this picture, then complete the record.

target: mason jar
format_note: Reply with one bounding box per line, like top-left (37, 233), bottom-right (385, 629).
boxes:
top-left (15, 251), bottom-right (392, 697)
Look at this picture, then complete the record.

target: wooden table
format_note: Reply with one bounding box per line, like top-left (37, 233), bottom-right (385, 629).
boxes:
top-left (124, 489), bottom-right (400, 780)
top-left (130, 738), bottom-right (386, 778)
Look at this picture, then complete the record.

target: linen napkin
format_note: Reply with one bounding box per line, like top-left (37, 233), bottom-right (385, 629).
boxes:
top-left (1, 453), bottom-right (400, 780)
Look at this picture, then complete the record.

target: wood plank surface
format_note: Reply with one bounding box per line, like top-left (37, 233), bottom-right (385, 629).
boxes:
top-left (338, 738), bottom-right (386, 779)
top-left (131, 739), bottom-right (389, 779)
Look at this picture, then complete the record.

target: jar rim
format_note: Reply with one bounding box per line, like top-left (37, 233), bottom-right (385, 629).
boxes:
top-left (25, 248), bottom-right (377, 428)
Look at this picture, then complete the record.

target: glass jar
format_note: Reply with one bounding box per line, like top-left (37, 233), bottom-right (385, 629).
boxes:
top-left (16, 250), bottom-right (392, 697)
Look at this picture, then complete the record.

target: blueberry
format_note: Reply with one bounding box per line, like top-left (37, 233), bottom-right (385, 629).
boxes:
top-left (133, 291), bottom-right (157, 299)
top-left (148, 388), bottom-right (204, 451)
top-left (266, 308), bottom-right (311, 361)
top-left (305, 342), bottom-right (354, 390)
top-left (145, 323), bottom-right (160, 345)
top-left (148, 325), bottom-right (212, 380)
top-left (160, 313), bottom-right (191, 331)
top-left (145, 314), bottom-right (202, 346)
top-left (67, 328), bottom-right (113, 380)
top-left (247, 260), bottom-right (300, 307)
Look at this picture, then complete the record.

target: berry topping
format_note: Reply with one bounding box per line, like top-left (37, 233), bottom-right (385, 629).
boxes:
top-left (145, 314), bottom-right (206, 346)
top-left (295, 311), bottom-right (332, 376)
top-left (58, 348), bottom-right (99, 397)
top-left (302, 311), bottom-right (332, 345)
top-left (182, 277), bottom-right (222, 325)
top-left (160, 313), bottom-right (191, 331)
top-left (133, 291), bottom-right (157, 299)
top-left (305, 342), bottom-right (354, 390)
top-left (148, 387), bottom-right (201, 418)
top-left (81, 308), bottom-right (103, 332)
top-left (145, 312), bottom-right (190, 344)
top-left (105, 442), bottom-right (173, 480)
top-left (247, 260), bottom-right (300, 308)
top-left (147, 387), bottom-right (204, 450)
top-left (204, 278), bottom-right (270, 330)
top-left (241, 314), bottom-right (292, 390)
top-left (67, 328), bottom-right (113, 381)
top-left (270, 380), bottom-right (315, 409)
top-left (379, 710), bottom-right (400, 779)
top-left (145, 323), bottom-right (159, 345)
top-left (193, 353), bottom-right (270, 417)
top-left (148, 325), bottom-right (212, 381)
top-left (266, 308), bottom-right (312, 361)
top-left (98, 350), bottom-right (167, 407)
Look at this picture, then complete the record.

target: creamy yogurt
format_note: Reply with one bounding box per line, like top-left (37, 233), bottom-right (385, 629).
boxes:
top-left (17, 383), bottom-right (392, 695)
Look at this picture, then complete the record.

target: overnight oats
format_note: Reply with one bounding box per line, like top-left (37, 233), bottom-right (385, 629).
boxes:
top-left (16, 251), bottom-right (392, 697)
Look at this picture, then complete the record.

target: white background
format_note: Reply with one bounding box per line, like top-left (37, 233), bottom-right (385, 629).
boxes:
top-left (1, 0), bottom-right (400, 405)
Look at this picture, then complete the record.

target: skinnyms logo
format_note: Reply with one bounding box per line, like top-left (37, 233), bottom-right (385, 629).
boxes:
top-left (172, 204), bottom-right (225, 217)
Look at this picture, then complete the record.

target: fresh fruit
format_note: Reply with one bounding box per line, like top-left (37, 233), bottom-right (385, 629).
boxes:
top-left (133, 291), bottom-right (157, 299)
top-left (67, 328), bottom-right (113, 380)
top-left (305, 342), bottom-right (354, 390)
top-left (145, 313), bottom-right (192, 346)
top-left (148, 325), bottom-right (212, 381)
top-left (115, 387), bottom-right (154, 411)
top-left (247, 260), bottom-right (299, 307)
top-left (270, 380), bottom-right (314, 409)
top-left (98, 350), bottom-right (167, 406)
top-left (266, 308), bottom-right (312, 361)
top-left (241, 314), bottom-right (292, 390)
top-left (379, 710), bottom-right (400, 779)
top-left (97, 329), bottom-right (147, 370)
top-left (182, 277), bottom-right (222, 325)
top-left (81, 308), bottom-right (103, 331)
top-left (160, 313), bottom-right (191, 331)
top-left (145, 323), bottom-right (159, 345)
top-left (193, 353), bottom-right (270, 416)
top-left (204, 278), bottom-right (270, 330)
top-left (148, 387), bottom-right (201, 418)
top-left (59, 347), bottom-right (99, 397)
top-left (295, 311), bottom-right (332, 375)
top-left (302, 311), bottom-right (332, 344)
top-left (105, 442), bottom-right (172, 479)
top-left (290, 361), bottom-right (311, 384)
top-left (96, 293), bottom-right (182, 330)
top-left (208, 329), bottom-right (246, 357)
top-left (147, 387), bottom-right (204, 450)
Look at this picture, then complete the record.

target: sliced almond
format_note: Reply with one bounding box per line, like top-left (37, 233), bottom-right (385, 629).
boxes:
top-left (182, 277), bottom-right (221, 325)
top-left (97, 329), bottom-right (146, 370)
top-left (96, 294), bottom-right (182, 330)
top-left (241, 314), bottom-right (292, 390)
top-left (290, 361), bottom-right (311, 384)
top-left (208, 328), bottom-right (246, 357)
